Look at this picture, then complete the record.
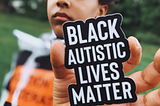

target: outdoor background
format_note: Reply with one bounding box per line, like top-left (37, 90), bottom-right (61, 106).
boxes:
top-left (0, 0), bottom-right (160, 96)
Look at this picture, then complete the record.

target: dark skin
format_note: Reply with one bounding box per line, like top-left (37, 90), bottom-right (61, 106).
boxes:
top-left (48, 0), bottom-right (160, 105)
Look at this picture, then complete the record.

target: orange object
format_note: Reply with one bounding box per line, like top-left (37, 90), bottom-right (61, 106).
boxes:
top-left (6, 65), bottom-right (54, 106)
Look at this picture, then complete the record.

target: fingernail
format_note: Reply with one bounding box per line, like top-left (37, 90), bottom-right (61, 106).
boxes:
top-left (135, 38), bottom-right (141, 48)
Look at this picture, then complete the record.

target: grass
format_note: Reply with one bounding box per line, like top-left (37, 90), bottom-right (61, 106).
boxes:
top-left (0, 12), bottom-right (159, 97)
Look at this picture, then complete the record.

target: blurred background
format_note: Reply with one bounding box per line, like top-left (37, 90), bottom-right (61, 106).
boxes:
top-left (0, 0), bottom-right (159, 97)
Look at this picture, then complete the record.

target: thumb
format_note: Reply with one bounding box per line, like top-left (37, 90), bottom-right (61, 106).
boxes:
top-left (50, 41), bottom-right (69, 79)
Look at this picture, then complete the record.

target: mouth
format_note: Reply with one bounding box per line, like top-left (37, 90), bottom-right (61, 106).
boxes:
top-left (53, 12), bottom-right (73, 22)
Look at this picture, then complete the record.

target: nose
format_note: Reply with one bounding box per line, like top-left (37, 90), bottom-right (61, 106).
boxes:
top-left (57, 0), bottom-right (70, 8)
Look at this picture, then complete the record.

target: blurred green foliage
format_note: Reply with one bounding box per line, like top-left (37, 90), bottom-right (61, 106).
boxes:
top-left (0, 0), bottom-right (47, 21)
top-left (113, 0), bottom-right (160, 42)
top-left (135, 32), bottom-right (160, 45)
top-left (20, 0), bottom-right (48, 21)
top-left (0, 0), bottom-right (15, 12)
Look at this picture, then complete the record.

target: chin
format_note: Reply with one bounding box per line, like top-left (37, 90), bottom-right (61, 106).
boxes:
top-left (55, 31), bottom-right (64, 39)
top-left (57, 35), bottom-right (64, 39)
top-left (53, 27), bottom-right (64, 39)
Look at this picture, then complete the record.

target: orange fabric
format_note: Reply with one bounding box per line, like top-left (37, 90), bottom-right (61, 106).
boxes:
top-left (6, 65), bottom-right (54, 106)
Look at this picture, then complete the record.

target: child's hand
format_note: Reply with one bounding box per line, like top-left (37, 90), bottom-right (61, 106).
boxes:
top-left (50, 41), bottom-right (75, 106)
top-left (50, 36), bottom-right (160, 106)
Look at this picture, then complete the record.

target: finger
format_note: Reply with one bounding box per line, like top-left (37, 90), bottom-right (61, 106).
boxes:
top-left (143, 89), bottom-right (160, 106)
top-left (50, 41), bottom-right (74, 79)
top-left (103, 95), bottom-right (145, 106)
top-left (123, 36), bottom-right (142, 73)
top-left (130, 89), bottom-right (160, 106)
top-left (50, 41), bottom-right (76, 105)
top-left (102, 95), bottom-right (145, 106)
top-left (104, 89), bottom-right (160, 106)
top-left (129, 95), bottom-right (145, 106)
top-left (129, 49), bottom-right (160, 93)
top-left (103, 103), bottom-right (129, 106)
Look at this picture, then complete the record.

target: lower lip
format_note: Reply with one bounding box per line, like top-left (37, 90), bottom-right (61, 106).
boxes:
top-left (55, 16), bottom-right (70, 21)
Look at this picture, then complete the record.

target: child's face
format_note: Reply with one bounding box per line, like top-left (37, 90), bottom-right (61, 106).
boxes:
top-left (47, 0), bottom-right (108, 38)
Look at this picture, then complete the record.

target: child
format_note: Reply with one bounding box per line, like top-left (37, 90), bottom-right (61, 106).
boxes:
top-left (48, 0), bottom-right (160, 105)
